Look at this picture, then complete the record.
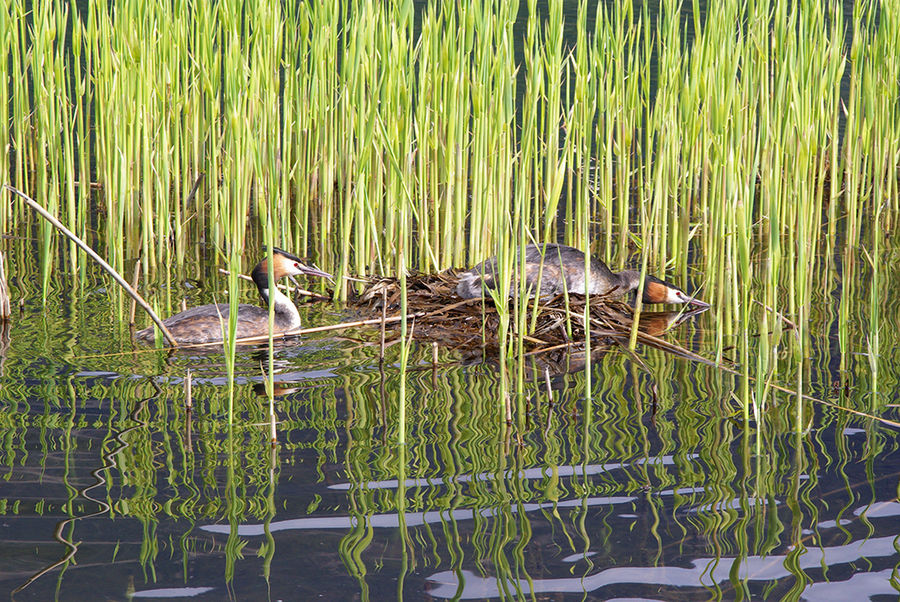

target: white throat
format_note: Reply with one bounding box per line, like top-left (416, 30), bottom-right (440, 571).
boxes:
top-left (261, 287), bottom-right (302, 330)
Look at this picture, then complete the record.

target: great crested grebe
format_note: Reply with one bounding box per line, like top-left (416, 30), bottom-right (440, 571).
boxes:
top-left (135, 248), bottom-right (331, 345)
top-left (456, 244), bottom-right (709, 308)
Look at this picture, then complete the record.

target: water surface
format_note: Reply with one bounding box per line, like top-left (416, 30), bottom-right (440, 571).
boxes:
top-left (0, 246), bottom-right (897, 601)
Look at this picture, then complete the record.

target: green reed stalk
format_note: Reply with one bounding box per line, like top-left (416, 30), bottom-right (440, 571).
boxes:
top-left (0, 0), bottom-right (8, 203)
top-left (520, 0), bottom-right (541, 333)
top-left (71, 11), bottom-right (91, 277)
top-left (733, 2), bottom-right (756, 417)
top-left (541, 0), bottom-right (564, 246)
top-left (519, 0), bottom-right (538, 241)
top-left (250, 0), bottom-right (285, 443)
top-left (860, 0), bottom-right (899, 409)
top-left (751, 0), bottom-right (773, 419)
top-left (447, 3), bottom-right (471, 268)
top-left (590, 4), bottom-right (613, 264)
top-left (9, 0), bottom-right (29, 201)
top-left (635, 0), bottom-right (685, 340)
top-left (335, 1), bottom-right (370, 293)
top-left (626, 2), bottom-right (654, 351)
top-left (570, 0), bottom-right (594, 397)
top-left (218, 0), bottom-right (256, 420)
top-left (416, 6), bottom-right (437, 268)
top-left (519, 0), bottom-right (563, 393)
top-left (416, 2), bottom-right (470, 270)
top-left (283, 0), bottom-right (311, 255)
top-left (458, 0), bottom-right (519, 421)
top-left (613, 1), bottom-right (639, 269)
top-left (379, 0), bottom-right (416, 446)
top-left (308, 3), bottom-right (340, 286)
top-left (838, 1), bottom-right (874, 376)
top-left (41, 0), bottom-right (75, 296)
top-left (867, 194), bottom-right (883, 410)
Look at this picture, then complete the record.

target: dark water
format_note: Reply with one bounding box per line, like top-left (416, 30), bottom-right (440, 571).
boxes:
top-left (0, 243), bottom-right (898, 601)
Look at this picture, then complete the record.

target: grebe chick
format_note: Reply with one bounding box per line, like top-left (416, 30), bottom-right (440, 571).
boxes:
top-left (456, 244), bottom-right (709, 308)
top-left (135, 248), bottom-right (331, 345)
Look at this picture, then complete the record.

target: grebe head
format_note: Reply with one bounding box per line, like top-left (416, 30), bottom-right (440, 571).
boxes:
top-left (641, 275), bottom-right (710, 308)
top-left (252, 247), bottom-right (331, 300)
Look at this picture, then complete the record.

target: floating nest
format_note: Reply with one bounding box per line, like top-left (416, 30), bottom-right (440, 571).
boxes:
top-left (348, 270), bottom-right (706, 361)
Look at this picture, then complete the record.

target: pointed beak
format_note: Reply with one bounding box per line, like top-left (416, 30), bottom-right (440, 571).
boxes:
top-left (299, 263), bottom-right (333, 281)
top-left (685, 296), bottom-right (710, 309)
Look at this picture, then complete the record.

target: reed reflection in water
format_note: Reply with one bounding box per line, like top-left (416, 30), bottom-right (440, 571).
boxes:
top-left (0, 262), bottom-right (897, 600)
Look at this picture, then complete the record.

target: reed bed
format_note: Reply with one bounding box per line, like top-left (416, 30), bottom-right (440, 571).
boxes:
top-left (3, 0), bottom-right (899, 421)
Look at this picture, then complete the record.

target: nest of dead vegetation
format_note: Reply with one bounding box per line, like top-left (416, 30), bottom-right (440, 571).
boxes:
top-left (349, 270), bottom-right (692, 357)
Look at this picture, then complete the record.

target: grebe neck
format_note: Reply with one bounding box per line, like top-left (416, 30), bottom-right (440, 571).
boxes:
top-left (610, 269), bottom-right (642, 295)
top-left (258, 286), bottom-right (302, 329)
top-left (252, 262), bottom-right (302, 330)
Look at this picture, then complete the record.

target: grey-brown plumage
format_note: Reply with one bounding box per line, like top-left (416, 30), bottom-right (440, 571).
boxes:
top-left (134, 248), bottom-right (331, 345)
top-left (456, 244), bottom-right (709, 307)
top-left (133, 303), bottom-right (298, 345)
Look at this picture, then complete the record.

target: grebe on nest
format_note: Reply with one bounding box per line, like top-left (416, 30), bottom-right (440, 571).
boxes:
top-left (456, 244), bottom-right (709, 308)
top-left (135, 248), bottom-right (331, 345)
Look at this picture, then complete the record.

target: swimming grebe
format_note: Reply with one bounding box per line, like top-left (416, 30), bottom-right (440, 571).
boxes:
top-left (134, 248), bottom-right (331, 345)
top-left (456, 244), bottom-right (709, 308)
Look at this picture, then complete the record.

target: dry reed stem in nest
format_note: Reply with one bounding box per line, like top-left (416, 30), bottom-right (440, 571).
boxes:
top-left (349, 270), bottom-right (645, 353)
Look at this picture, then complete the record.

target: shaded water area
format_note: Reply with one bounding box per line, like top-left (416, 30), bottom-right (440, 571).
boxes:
top-left (0, 240), bottom-right (898, 600)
